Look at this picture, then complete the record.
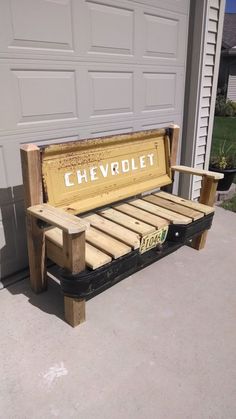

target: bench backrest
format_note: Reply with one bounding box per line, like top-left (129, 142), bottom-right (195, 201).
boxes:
top-left (21, 126), bottom-right (179, 215)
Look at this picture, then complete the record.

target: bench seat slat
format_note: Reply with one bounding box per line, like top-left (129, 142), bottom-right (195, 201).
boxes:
top-left (83, 213), bottom-right (140, 249)
top-left (45, 228), bottom-right (112, 270)
top-left (155, 191), bottom-right (214, 215)
top-left (86, 227), bottom-right (131, 259)
top-left (98, 208), bottom-right (156, 236)
top-left (113, 203), bottom-right (169, 229)
top-left (130, 198), bottom-right (192, 224)
top-left (149, 195), bottom-right (204, 221)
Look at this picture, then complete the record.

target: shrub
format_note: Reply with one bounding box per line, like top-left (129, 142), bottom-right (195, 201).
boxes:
top-left (215, 94), bottom-right (236, 117)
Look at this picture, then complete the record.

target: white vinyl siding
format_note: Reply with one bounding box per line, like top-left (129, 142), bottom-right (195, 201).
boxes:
top-left (228, 65), bottom-right (236, 101)
top-left (192, 0), bottom-right (224, 200)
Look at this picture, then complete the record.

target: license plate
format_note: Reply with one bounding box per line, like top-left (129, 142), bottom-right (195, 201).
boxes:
top-left (139, 226), bottom-right (169, 254)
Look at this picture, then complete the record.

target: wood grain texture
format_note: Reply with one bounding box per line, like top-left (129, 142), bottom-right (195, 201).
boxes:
top-left (21, 144), bottom-right (46, 292)
top-left (150, 195), bottom-right (204, 221)
top-left (28, 204), bottom-right (89, 234)
top-left (85, 243), bottom-right (112, 270)
top-left (63, 231), bottom-right (85, 274)
top-left (191, 177), bottom-right (218, 250)
top-left (172, 165), bottom-right (224, 180)
top-left (45, 228), bottom-right (112, 270)
top-left (86, 227), bottom-right (131, 259)
top-left (98, 208), bottom-right (156, 236)
top-left (64, 296), bottom-right (86, 327)
top-left (26, 214), bottom-right (46, 293)
top-left (132, 198), bottom-right (192, 224)
top-left (113, 203), bottom-right (169, 229)
top-left (20, 144), bottom-right (43, 208)
top-left (83, 213), bottom-right (140, 249)
top-left (156, 191), bottom-right (214, 215)
top-left (169, 125), bottom-right (180, 166)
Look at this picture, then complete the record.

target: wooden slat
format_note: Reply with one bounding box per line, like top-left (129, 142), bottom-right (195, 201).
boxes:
top-left (98, 208), bottom-right (156, 235)
top-left (86, 227), bottom-right (131, 259)
top-left (148, 195), bottom-right (204, 221)
top-left (113, 203), bottom-right (169, 229)
top-left (156, 191), bottom-right (214, 215)
top-left (45, 228), bottom-right (112, 270)
top-left (28, 204), bottom-right (89, 234)
top-left (85, 243), bottom-right (112, 269)
top-left (129, 199), bottom-right (192, 225)
top-left (83, 213), bottom-right (140, 249)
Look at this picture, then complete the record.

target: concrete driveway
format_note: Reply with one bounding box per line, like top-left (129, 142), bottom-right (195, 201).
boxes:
top-left (1, 207), bottom-right (236, 419)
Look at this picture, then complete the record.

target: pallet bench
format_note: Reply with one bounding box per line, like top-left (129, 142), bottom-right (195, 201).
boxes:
top-left (20, 125), bottom-right (223, 327)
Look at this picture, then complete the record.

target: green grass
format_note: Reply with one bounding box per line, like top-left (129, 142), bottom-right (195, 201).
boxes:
top-left (210, 116), bottom-right (236, 157)
top-left (220, 194), bottom-right (236, 212)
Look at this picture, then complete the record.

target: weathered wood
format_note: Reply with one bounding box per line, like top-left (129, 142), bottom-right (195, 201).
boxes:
top-left (150, 195), bottom-right (204, 221)
top-left (156, 191), bottom-right (214, 215)
top-left (172, 165), bottom-right (224, 180)
top-left (113, 202), bottom-right (169, 229)
top-left (26, 214), bottom-right (46, 293)
top-left (20, 144), bottom-right (43, 208)
top-left (45, 227), bottom-right (112, 269)
top-left (28, 204), bottom-right (89, 234)
top-left (191, 177), bottom-right (218, 250)
top-left (86, 227), bottom-right (131, 259)
top-left (85, 243), bottom-right (112, 270)
top-left (83, 213), bottom-right (140, 250)
top-left (63, 231), bottom-right (85, 274)
top-left (20, 144), bottom-right (46, 292)
top-left (169, 124), bottom-right (180, 167)
top-left (64, 296), bottom-right (85, 327)
top-left (136, 198), bottom-right (192, 224)
top-left (98, 208), bottom-right (156, 235)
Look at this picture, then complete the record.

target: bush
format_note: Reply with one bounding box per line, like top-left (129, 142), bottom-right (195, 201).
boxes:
top-left (215, 94), bottom-right (236, 117)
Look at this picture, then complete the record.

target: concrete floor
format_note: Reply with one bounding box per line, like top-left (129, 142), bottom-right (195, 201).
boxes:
top-left (1, 207), bottom-right (236, 419)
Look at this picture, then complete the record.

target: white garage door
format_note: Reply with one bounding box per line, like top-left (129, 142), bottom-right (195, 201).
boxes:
top-left (0, 0), bottom-right (189, 279)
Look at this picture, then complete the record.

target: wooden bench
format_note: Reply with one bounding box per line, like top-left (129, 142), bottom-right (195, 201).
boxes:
top-left (20, 125), bottom-right (223, 327)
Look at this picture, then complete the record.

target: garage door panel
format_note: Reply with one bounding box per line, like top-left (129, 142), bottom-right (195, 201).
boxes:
top-left (129, 0), bottom-right (189, 14)
top-left (0, 1), bottom-right (187, 68)
top-left (13, 69), bottom-right (78, 124)
top-left (89, 71), bottom-right (133, 117)
top-left (1, 62), bottom-right (184, 133)
top-left (0, 0), bottom-right (73, 53)
top-left (85, 1), bottom-right (134, 55)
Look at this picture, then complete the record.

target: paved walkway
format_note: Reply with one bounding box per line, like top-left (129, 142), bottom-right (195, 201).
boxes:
top-left (1, 207), bottom-right (236, 419)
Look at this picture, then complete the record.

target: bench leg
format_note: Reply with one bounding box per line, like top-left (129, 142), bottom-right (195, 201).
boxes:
top-left (63, 231), bottom-right (86, 327)
top-left (191, 177), bottom-right (218, 250)
top-left (27, 213), bottom-right (47, 293)
top-left (64, 296), bottom-right (86, 327)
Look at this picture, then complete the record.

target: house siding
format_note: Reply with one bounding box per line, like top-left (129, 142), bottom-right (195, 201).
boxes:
top-left (191, 0), bottom-right (226, 199)
top-left (228, 65), bottom-right (236, 100)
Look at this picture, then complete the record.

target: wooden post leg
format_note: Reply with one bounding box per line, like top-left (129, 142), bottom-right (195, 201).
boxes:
top-left (63, 231), bottom-right (86, 327)
top-left (64, 296), bottom-right (85, 327)
top-left (27, 214), bottom-right (47, 293)
top-left (191, 177), bottom-right (218, 250)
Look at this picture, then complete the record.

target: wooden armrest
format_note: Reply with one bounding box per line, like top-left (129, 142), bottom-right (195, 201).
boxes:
top-left (171, 165), bottom-right (224, 180)
top-left (27, 204), bottom-right (89, 234)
